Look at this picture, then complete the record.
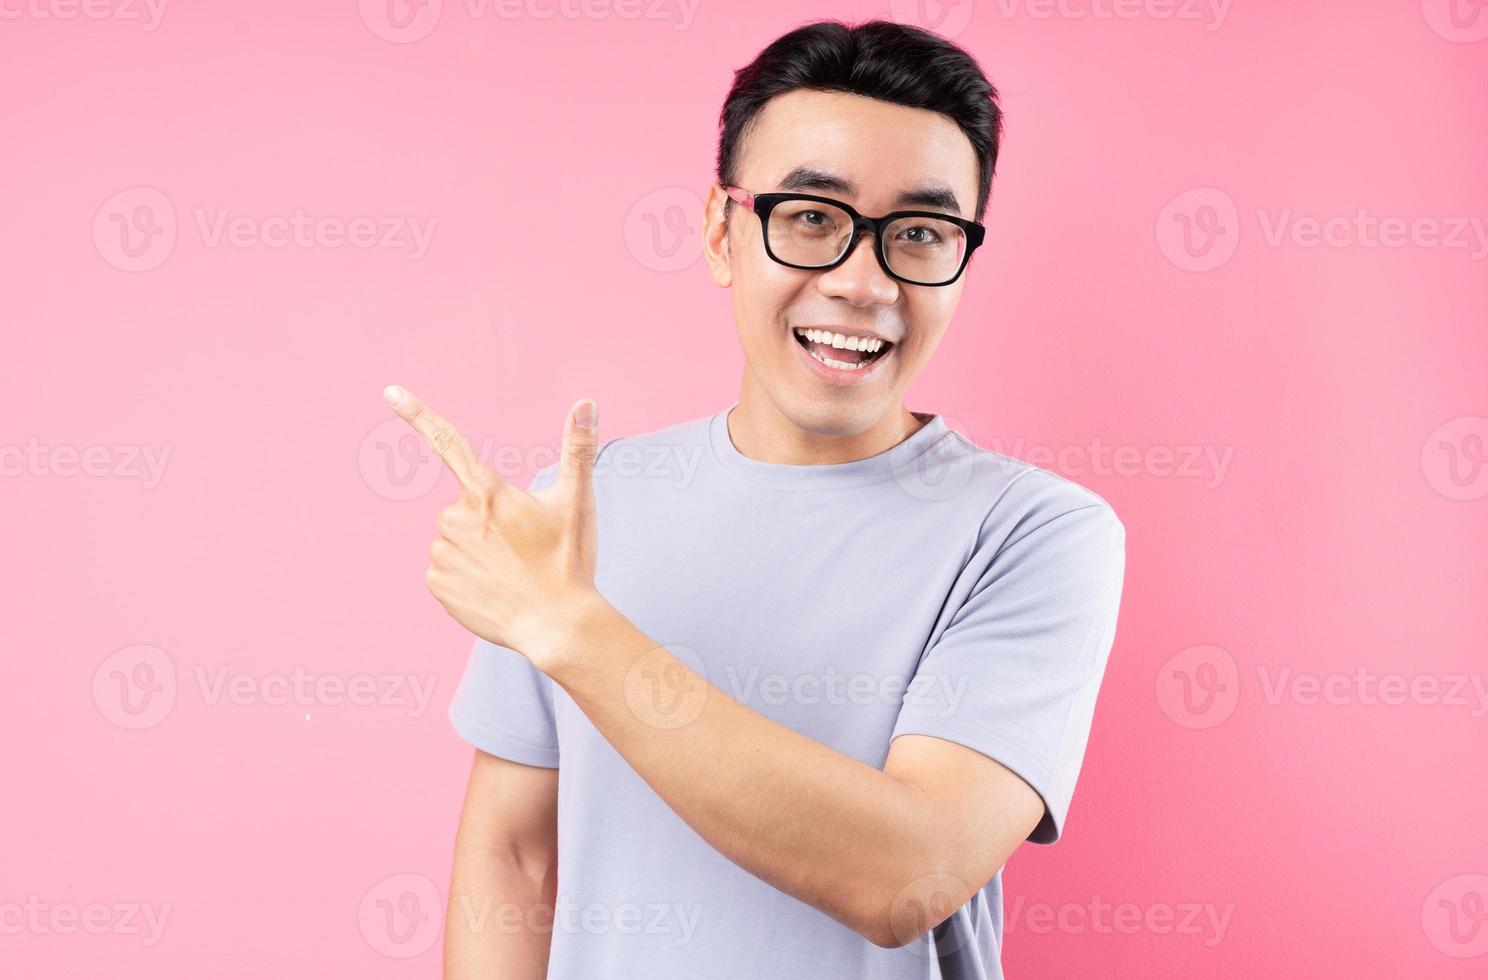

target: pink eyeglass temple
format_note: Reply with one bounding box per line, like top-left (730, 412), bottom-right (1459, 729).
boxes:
top-left (723, 185), bottom-right (755, 209)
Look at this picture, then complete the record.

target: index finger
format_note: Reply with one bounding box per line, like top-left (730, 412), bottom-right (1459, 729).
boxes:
top-left (382, 384), bottom-right (493, 498)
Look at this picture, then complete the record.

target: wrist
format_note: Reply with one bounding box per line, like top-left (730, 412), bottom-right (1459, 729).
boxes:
top-left (522, 585), bottom-right (614, 678)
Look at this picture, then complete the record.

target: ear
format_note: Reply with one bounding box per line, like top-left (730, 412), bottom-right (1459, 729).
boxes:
top-left (702, 183), bottom-right (733, 288)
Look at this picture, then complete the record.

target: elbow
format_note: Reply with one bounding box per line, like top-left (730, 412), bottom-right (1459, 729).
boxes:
top-left (862, 921), bottom-right (913, 950)
top-left (854, 899), bottom-right (921, 950)
top-left (855, 868), bottom-right (983, 950)
top-left (845, 786), bottom-right (991, 949)
top-left (831, 878), bottom-right (918, 949)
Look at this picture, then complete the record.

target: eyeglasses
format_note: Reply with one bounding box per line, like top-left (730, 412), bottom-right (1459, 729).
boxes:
top-left (722, 184), bottom-right (985, 287)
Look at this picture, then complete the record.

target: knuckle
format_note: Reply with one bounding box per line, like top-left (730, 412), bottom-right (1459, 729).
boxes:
top-left (570, 440), bottom-right (598, 465)
top-left (429, 424), bottom-right (455, 456)
top-left (477, 481), bottom-right (500, 511)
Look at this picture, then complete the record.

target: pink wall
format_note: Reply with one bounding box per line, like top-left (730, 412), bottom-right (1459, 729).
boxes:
top-left (4, 1), bottom-right (1485, 975)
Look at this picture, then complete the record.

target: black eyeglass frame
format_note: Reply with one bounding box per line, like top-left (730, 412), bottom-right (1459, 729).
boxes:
top-left (723, 184), bottom-right (986, 287)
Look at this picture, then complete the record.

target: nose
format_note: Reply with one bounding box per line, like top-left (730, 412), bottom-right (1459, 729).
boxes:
top-left (814, 229), bottom-right (900, 308)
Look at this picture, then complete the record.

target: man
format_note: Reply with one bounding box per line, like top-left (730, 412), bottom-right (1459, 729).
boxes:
top-left (388, 18), bottom-right (1126, 980)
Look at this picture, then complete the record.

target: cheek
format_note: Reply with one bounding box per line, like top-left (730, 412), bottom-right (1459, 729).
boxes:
top-left (733, 267), bottom-right (803, 346)
top-left (898, 304), bottom-right (957, 364)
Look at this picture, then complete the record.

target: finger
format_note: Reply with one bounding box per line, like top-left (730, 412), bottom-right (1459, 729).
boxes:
top-left (556, 398), bottom-right (599, 517)
top-left (383, 384), bottom-right (493, 498)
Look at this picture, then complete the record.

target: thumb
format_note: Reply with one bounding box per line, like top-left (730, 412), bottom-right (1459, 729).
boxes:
top-left (557, 398), bottom-right (599, 512)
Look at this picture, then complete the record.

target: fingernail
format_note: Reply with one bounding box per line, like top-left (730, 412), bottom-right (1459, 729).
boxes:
top-left (574, 399), bottom-right (598, 431)
top-left (383, 384), bottom-right (406, 406)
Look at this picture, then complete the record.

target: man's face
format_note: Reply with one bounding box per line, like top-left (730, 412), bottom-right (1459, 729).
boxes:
top-left (704, 88), bottom-right (981, 436)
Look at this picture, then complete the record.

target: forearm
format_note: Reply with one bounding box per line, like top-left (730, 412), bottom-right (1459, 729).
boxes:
top-left (538, 594), bottom-right (947, 944)
top-left (444, 840), bottom-right (557, 979)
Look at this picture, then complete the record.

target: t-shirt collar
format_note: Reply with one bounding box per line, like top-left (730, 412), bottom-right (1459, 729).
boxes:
top-left (707, 400), bottom-right (950, 490)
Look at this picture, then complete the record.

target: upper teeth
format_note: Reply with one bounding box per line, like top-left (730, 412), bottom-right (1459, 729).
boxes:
top-left (793, 328), bottom-right (885, 353)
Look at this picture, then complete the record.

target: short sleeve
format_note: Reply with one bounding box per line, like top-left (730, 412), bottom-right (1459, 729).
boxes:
top-left (447, 462), bottom-right (563, 768)
top-left (890, 495), bottom-right (1127, 844)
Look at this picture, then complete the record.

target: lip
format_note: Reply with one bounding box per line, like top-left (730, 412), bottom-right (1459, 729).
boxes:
top-left (789, 328), bottom-right (894, 386)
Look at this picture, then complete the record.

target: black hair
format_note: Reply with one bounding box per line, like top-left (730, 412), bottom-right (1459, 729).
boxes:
top-left (716, 19), bottom-right (1002, 229)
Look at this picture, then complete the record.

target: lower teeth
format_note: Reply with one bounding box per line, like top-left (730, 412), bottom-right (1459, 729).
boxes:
top-left (812, 350), bottom-right (868, 370)
top-left (801, 341), bottom-right (883, 371)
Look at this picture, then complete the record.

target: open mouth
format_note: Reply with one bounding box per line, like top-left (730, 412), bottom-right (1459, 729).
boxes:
top-left (791, 327), bottom-right (894, 372)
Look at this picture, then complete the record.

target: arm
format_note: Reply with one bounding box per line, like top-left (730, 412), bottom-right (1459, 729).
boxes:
top-left (444, 749), bottom-right (559, 979)
top-left (381, 389), bottom-right (1106, 951)
top-left (540, 597), bottom-right (1045, 949)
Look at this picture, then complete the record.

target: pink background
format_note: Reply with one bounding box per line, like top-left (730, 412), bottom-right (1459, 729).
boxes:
top-left (4, 0), bottom-right (1486, 975)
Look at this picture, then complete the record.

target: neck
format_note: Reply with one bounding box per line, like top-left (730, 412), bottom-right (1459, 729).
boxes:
top-left (726, 381), bottom-right (927, 466)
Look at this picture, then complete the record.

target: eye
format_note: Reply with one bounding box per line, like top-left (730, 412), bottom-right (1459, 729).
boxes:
top-left (898, 224), bottom-right (945, 246)
top-left (789, 209), bottom-right (843, 238)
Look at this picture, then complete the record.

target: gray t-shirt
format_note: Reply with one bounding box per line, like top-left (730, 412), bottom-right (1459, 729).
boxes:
top-left (449, 402), bottom-right (1126, 979)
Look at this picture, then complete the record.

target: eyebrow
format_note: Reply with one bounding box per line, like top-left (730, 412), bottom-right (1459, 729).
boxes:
top-left (775, 165), bottom-right (965, 216)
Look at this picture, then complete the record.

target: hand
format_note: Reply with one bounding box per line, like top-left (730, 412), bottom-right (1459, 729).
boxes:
top-left (382, 384), bottom-right (603, 670)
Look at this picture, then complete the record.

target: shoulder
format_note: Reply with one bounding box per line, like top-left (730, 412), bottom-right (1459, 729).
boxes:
top-left (940, 427), bottom-right (1125, 552)
top-left (593, 413), bottom-right (711, 467)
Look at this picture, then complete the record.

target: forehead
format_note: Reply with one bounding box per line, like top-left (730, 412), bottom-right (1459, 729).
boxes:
top-left (737, 88), bottom-right (980, 217)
